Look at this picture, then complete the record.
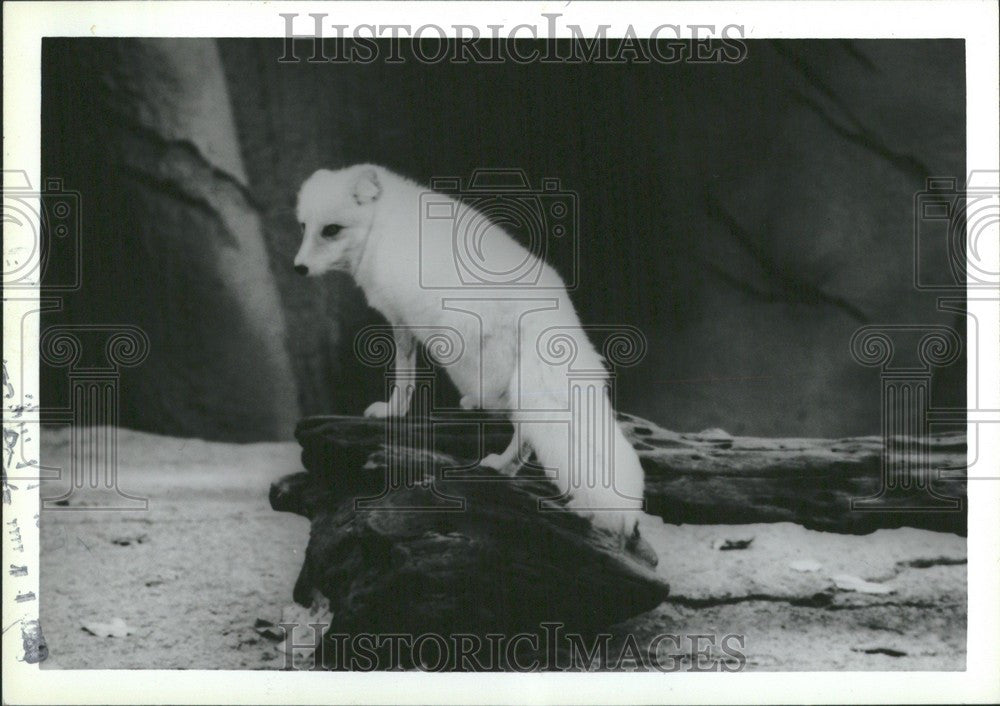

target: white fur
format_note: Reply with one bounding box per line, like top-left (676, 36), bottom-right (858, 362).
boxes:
top-left (295, 164), bottom-right (645, 534)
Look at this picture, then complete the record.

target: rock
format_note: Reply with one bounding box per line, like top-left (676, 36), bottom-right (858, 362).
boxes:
top-left (111, 533), bottom-right (148, 546)
top-left (693, 428), bottom-right (733, 441)
top-left (832, 574), bottom-right (896, 595)
top-left (713, 537), bottom-right (754, 551)
top-left (81, 617), bottom-right (132, 638)
top-left (253, 619), bottom-right (285, 643)
top-left (271, 413), bottom-right (670, 670)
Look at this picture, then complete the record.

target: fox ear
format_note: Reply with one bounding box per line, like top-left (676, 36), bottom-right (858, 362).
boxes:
top-left (352, 169), bottom-right (381, 205)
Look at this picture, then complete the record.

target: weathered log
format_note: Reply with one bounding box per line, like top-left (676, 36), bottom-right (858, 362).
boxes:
top-left (290, 412), bottom-right (968, 536)
top-left (271, 412), bottom-right (965, 668)
top-left (272, 413), bottom-right (671, 669)
top-left (613, 414), bottom-right (967, 536)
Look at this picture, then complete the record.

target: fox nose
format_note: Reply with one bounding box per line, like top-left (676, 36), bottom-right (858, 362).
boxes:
top-left (294, 264), bottom-right (308, 276)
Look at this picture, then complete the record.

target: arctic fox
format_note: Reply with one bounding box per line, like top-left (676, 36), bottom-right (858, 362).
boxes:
top-left (293, 164), bottom-right (646, 538)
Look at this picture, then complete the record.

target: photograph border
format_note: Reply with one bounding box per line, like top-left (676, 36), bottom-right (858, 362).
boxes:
top-left (3, 1), bottom-right (998, 703)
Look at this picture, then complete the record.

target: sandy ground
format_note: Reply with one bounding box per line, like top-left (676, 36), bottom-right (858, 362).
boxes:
top-left (39, 428), bottom-right (966, 671)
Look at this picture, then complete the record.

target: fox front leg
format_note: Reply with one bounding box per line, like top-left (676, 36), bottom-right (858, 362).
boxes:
top-left (479, 433), bottom-right (529, 476)
top-left (364, 328), bottom-right (417, 418)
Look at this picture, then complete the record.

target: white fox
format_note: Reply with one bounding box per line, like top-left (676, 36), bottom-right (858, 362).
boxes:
top-left (293, 164), bottom-right (646, 539)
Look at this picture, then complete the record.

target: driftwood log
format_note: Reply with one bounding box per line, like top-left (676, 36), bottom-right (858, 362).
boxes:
top-left (614, 414), bottom-right (967, 536)
top-left (270, 412), bottom-right (966, 669)
top-left (271, 414), bottom-right (670, 670)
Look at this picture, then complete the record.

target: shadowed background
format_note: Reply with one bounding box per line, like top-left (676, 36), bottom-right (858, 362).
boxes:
top-left (41, 38), bottom-right (965, 441)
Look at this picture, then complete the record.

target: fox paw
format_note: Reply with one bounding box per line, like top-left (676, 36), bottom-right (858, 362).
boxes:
top-left (364, 401), bottom-right (393, 418)
top-left (479, 453), bottom-right (520, 476)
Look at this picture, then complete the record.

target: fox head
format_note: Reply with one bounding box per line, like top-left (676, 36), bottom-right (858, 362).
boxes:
top-left (293, 165), bottom-right (382, 277)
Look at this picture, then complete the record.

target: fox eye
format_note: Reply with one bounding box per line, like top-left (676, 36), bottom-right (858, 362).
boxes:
top-left (321, 224), bottom-right (343, 239)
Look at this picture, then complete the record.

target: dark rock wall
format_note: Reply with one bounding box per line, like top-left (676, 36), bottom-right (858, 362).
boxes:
top-left (41, 39), bottom-right (964, 440)
top-left (41, 39), bottom-right (300, 441)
